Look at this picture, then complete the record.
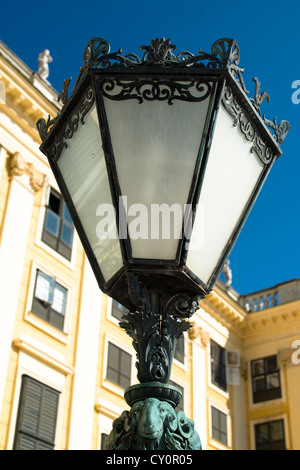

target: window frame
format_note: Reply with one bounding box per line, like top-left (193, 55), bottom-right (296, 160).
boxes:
top-left (106, 297), bottom-right (127, 328)
top-left (106, 341), bottom-right (132, 390)
top-left (254, 418), bottom-right (286, 450)
top-left (25, 261), bottom-right (73, 341)
top-left (210, 339), bottom-right (227, 393)
top-left (96, 411), bottom-right (116, 450)
top-left (208, 401), bottom-right (231, 449)
top-left (100, 433), bottom-right (109, 450)
top-left (251, 355), bottom-right (281, 404)
top-left (169, 378), bottom-right (185, 412)
top-left (31, 269), bottom-right (68, 331)
top-left (102, 336), bottom-right (136, 395)
top-left (174, 333), bottom-right (185, 364)
top-left (13, 375), bottom-right (60, 450)
top-left (111, 299), bottom-right (128, 322)
top-left (210, 405), bottom-right (228, 447)
top-left (36, 182), bottom-right (78, 269)
top-left (41, 187), bottom-right (74, 261)
top-left (7, 346), bottom-right (66, 450)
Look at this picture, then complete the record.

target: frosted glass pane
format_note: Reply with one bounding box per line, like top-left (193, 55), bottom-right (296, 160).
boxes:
top-left (187, 105), bottom-right (264, 284)
top-left (104, 82), bottom-right (213, 260)
top-left (52, 284), bottom-right (67, 314)
top-left (35, 271), bottom-right (52, 303)
top-left (57, 103), bottom-right (123, 282)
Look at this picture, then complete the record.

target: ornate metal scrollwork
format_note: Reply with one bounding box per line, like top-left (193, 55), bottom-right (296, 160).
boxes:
top-left (36, 114), bottom-right (59, 141)
top-left (165, 293), bottom-right (201, 318)
top-left (83, 37), bottom-right (111, 67)
top-left (80, 36), bottom-right (239, 72)
top-left (119, 274), bottom-right (199, 384)
top-left (249, 77), bottom-right (270, 115)
top-left (127, 272), bottom-right (151, 313)
top-left (99, 78), bottom-right (212, 105)
top-left (140, 37), bottom-right (176, 63)
top-left (211, 38), bottom-right (249, 94)
top-left (46, 86), bottom-right (95, 160)
top-left (58, 77), bottom-right (72, 105)
top-left (36, 36), bottom-right (290, 174)
top-left (263, 116), bottom-right (291, 145)
top-left (221, 86), bottom-right (274, 164)
top-left (37, 37), bottom-right (290, 151)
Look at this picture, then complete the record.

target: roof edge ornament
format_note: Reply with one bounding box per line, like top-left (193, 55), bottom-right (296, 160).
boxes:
top-left (36, 37), bottom-right (290, 147)
top-left (80, 36), bottom-right (241, 70)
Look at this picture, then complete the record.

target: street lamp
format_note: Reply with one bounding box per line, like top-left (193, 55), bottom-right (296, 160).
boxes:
top-left (37, 37), bottom-right (290, 450)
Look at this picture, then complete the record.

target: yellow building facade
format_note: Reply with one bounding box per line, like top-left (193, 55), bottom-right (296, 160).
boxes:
top-left (0, 40), bottom-right (299, 451)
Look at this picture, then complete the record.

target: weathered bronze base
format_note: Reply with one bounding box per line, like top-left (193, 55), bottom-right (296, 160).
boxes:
top-left (105, 382), bottom-right (201, 450)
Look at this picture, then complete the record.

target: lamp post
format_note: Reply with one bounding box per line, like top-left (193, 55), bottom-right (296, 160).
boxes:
top-left (37, 37), bottom-right (290, 450)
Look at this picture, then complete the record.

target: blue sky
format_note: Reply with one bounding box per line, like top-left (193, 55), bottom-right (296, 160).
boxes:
top-left (1, 0), bottom-right (299, 295)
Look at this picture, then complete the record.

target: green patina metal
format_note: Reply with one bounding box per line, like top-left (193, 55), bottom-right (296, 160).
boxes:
top-left (105, 275), bottom-right (202, 451)
top-left (106, 383), bottom-right (201, 450)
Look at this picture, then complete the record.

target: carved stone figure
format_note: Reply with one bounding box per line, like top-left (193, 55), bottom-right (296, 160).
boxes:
top-left (8, 152), bottom-right (25, 177)
top-left (105, 397), bottom-right (201, 450)
top-left (37, 49), bottom-right (53, 80)
top-left (7, 153), bottom-right (45, 193)
top-left (222, 260), bottom-right (232, 288)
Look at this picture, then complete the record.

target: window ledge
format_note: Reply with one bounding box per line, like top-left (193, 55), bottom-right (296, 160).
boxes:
top-left (102, 379), bottom-right (129, 399)
top-left (173, 357), bottom-right (187, 371)
top-left (250, 396), bottom-right (284, 409)
top-left (208, 382), bottom-right (229, 398)
top-left (12, 336), bottom-right (74, 375)
top-left (209, 438), bottom-right (231, 450)
top-left (34, 237), bottom-right (77, 271)
top-left (25, 311), bottom-right (69, 344)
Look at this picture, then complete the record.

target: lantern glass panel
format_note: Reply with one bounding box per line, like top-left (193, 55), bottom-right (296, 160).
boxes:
top-left (103, 81), bottom-right (214, 261)
top-left (186, 105), bottom-right (264, 285)
top-left (57, 103), bottom-right (123, 282)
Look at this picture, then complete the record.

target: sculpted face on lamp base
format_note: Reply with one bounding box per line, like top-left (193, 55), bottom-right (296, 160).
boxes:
top-left (106, 384), bottom-right (201, 451)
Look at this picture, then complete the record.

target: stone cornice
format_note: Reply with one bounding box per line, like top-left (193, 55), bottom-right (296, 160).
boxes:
top-left (197, 284), bottom-right (300, 338)
top-left (243, 299), bottom-right (300, 334)
top-left (200, 285), bottom-right (247, 333)
top-left (0, 49), bottom-right (61, 143)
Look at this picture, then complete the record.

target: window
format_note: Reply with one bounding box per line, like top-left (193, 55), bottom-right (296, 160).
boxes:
top-left (251, 355), bottom-right (281, 403)
top-left (174, 334), bottom-right (185, 363)
top-left (31, 269), bottom-right (68, 331)
top-left (106, 342), bottom-right (132, 389)
top-left (210, 340), bottom-right (227, 392)
top-left (111, 300), bottom-right (128, 321)
top-left (169, 380), bottom-right (184, 412)
top-left (211, 406), bottom-right (228, 446)
top-left (255, 419), bottom-right (285, 450)
top-left (101, 433), bottom-right (109, 450)
top-left (13, 375), bottom-right (60, 450)
top-left (42, 188), bottom-right (74, 260)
